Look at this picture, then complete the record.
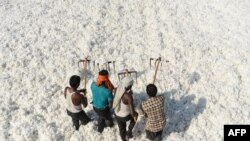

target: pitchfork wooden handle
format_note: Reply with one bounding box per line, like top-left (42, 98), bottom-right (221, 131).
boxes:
top-left (153, 59), bottom-right (161, 84)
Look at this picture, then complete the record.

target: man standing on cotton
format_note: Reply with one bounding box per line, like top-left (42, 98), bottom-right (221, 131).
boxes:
top-left (91, 70), bottom-right (115, 133)
top-left (139, 84), bottom-right (166, 141)
top-left (64, 75), bottom-right (91, 130)
top-left (113, 76), bottom-right (138, 141)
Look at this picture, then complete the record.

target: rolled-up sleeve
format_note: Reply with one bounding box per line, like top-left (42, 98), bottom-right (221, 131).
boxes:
top-left (107, 90), bottom-right (113, 102)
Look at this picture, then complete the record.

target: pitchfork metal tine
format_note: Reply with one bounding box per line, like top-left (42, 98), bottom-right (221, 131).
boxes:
top-left (108, 62), bottom-right (111, 71)
top-left (78, 61), bottom-right (80, 68)
top-left (97, 63), bottom-right (100, 71)
top-left (93, 61), bottom-right (95, 70)
top-left (88, 61), bottom-right (90, 69)
top-left (113, 61), bottom-right (116, 72)
top-left (150, 58), bottom-right (154, 68)
top-left (78, 60), bottom-right (84, 68)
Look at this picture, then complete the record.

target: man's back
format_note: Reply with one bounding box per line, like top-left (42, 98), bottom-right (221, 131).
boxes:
top-left (91, 82), bottom-right (113, 109)
top-left (142, 95), bottom-right (166, 132)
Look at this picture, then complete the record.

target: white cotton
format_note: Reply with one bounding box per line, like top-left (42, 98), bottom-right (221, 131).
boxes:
top-left (0, 0), bottom-right (250, 141)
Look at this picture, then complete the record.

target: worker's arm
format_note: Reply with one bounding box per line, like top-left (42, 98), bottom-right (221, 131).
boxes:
top-left (124, 92), bottom-right (138, 121)
top-left (108, 90), bottom-right (114, 108)
top-left (64, 87), bottom-right (69, 98)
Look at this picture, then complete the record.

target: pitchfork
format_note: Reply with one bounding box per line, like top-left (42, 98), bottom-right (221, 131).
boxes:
top-left (118, 69), bottom-right (137, 82)
top-left (94, 61), bottom-right (116, 73)
top-left (150, 57), bottom-right (169, 84)
top-left (78, 58), bottom-right (91, 92)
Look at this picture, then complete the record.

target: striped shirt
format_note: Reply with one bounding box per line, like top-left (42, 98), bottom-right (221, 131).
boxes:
top-left (141, 95), bottom-right (166, 132)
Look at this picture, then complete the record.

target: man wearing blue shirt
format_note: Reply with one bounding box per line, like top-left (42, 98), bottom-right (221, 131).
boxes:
top-left (91, 70), bottom-right (115, 133)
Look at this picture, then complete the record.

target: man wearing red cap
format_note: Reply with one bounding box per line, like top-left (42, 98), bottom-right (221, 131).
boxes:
top-left (91, 70), bottom-right (115, 133)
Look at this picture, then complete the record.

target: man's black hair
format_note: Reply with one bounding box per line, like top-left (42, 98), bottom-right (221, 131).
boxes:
top-left (99, 69), bottom-right (109, 75)
top-left (69, 75), bottom-right (80, 88)
top-left (146, 84), bottom-right (157, 97)
top-left (125, 85), bottom-right (132, 91)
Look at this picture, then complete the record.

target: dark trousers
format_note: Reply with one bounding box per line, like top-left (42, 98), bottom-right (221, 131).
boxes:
top-left (146, 130), bottom-right (163, 141)
top-left (115, 114), bottom-right (136, 141)
top-left (67, 110), bottom-right (91, 130)
top-left (93, 107), bottom-right (114, 133)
